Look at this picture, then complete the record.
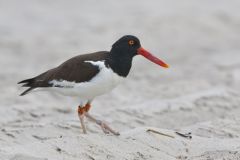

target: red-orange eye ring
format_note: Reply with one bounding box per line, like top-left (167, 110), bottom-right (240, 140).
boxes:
top-left (128, 40), bottom-right (135, 45)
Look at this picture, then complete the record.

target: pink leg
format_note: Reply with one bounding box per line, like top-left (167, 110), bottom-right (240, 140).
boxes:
top-left (85, 112), bottom-right (120, 136)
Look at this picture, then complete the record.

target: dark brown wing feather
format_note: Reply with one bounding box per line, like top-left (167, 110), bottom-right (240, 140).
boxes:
top-left (18, 51), bottom-right (109, 95)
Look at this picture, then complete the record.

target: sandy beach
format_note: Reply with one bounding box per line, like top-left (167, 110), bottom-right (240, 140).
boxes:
top-left (0, 0), bottom-right (240, 159)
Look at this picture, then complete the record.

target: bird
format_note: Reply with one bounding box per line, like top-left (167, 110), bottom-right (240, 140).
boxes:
top-left (18, 35), bottom-right (169, 135)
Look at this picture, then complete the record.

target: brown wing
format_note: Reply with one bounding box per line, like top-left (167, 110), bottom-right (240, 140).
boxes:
top-left (18, 51), bottom-right (109, 95)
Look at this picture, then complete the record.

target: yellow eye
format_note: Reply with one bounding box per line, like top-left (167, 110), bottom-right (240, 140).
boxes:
top-left (128, 40), bottom-right (135, 46)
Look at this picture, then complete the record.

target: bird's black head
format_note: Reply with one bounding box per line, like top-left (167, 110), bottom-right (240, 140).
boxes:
top-left (111, 35), bottom-right (141, 58)
top-left (107, 35), bottom-right (169, 77)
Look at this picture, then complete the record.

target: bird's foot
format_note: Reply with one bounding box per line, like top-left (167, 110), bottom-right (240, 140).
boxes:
top-left (84, 112), bottom-right (120, 136)
top-left (78, 104), bottom-right (119, 135)
top-left (96, 120), bottom-right (120, 136)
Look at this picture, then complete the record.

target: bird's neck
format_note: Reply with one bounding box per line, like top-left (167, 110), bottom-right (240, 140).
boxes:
top-left (105, 50), bottom-right (133, 77)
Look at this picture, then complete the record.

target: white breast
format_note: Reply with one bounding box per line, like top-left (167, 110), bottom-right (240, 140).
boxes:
top-left (47, 61), bottom-right (125, 104)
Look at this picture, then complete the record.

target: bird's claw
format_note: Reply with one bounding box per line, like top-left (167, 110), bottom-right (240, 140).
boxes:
top-left (96, 120), bottom-right (120, 136)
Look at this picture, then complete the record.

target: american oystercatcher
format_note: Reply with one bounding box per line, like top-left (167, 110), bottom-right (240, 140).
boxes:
top-left (18, 35), bottom-right (169, 135)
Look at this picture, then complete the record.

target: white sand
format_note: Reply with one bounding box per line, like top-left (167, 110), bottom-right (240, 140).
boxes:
top-left (0, 0), bottom-right (240, 159)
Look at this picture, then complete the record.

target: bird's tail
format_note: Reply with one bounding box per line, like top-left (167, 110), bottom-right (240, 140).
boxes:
top-left (18, 78), bottom-right (36, 96)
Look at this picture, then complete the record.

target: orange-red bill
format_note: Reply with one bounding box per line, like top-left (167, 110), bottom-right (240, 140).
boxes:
top-left (137, 47), bottom-right (169, 68)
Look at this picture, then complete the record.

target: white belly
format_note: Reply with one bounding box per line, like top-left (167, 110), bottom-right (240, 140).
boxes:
top-left (46, 61), bottom-right (124, 104)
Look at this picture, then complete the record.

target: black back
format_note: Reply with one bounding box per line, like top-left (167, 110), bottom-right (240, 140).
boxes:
top-left (18, 51), bottom-right (108, 95)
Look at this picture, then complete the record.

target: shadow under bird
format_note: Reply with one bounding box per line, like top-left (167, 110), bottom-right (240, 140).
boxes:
top-left (18, 35), bottom-right (169, 135)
